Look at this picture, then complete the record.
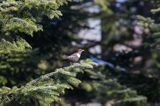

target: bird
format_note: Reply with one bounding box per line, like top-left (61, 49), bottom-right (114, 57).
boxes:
top-left (65, 49), bottom-right (84, 63)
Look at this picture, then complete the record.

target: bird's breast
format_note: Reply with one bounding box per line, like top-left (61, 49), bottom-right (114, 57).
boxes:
top-left (76, 53), bottom-right (80, 58)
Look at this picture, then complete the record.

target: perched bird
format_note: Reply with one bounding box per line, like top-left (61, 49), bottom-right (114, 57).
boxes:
top-left (66, 49), bottom-right (84, 63)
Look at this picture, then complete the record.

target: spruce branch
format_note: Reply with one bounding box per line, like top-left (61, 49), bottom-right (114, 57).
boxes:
top-left (0, 62), bottom-right (96, 106)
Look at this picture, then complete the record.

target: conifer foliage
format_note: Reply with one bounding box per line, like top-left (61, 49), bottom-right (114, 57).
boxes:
top-left (0, 0), bottom-right (71, 86)
top-left (0, 0), bottom-right (70, 52)
top-left (0, 62), bottom-right (96, 106)
top-left (0, 61), bottom-right (147, 106)
top-left (0, 0), bottom-right (158, 106)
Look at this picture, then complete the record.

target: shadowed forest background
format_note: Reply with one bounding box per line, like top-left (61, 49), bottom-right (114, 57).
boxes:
top-left (0, 0), bottom-right (160, 106)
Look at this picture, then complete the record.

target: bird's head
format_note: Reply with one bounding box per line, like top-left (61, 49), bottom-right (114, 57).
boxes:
top-left (77, 49), bottom-right (84, 54)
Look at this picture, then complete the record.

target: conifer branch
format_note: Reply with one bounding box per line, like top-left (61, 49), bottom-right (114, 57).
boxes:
top-left (0, 62), bottom-right (96, 106)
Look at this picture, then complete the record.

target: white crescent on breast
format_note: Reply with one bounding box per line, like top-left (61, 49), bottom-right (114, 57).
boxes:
top-left (76, 53), bottom-right (80, 58)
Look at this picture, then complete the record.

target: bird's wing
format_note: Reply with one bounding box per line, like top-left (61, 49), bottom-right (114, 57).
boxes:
top-left (66, 53), bottom-right (79, 61)
top-left (67, 53), bottom-right (77, 59)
